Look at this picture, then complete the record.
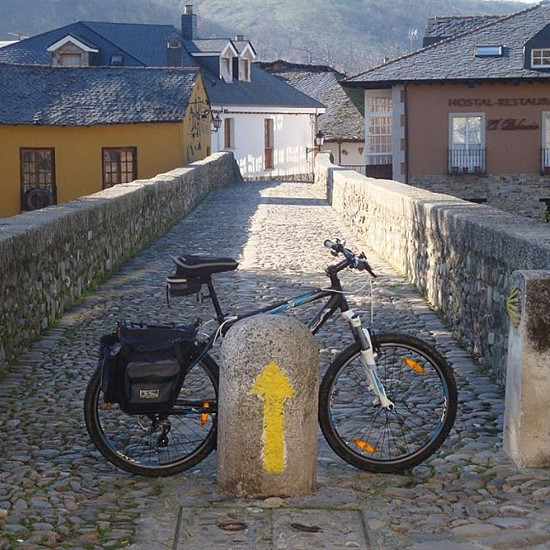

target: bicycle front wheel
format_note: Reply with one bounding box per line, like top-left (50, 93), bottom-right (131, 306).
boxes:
top-left (84, 354), bottom-right (219, 477)
top-left (319, 333), bottom-right (457, 473)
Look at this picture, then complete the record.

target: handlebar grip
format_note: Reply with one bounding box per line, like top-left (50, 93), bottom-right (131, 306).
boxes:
top-left (324, 239), bottom-right (338, 251)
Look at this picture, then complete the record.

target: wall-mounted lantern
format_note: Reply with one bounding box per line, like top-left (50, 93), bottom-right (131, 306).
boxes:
top-left (212, 113), bottom-right (222, 132)
top-left (307, 129), bottom-right (325, 156)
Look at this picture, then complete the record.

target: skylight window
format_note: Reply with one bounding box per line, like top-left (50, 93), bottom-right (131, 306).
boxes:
top-left (110, 54), bottom-right (123, 66)
top-left (474, 45), bottom-right (503, 57)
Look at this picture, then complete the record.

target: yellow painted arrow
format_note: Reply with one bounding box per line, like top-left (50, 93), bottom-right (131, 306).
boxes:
top-left (251, 361), bottom-right (294, 474)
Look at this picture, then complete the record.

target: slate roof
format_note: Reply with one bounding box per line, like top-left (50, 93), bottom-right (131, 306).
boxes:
top-left (422, 15), bottom-right (503, 47)
top-left (259, 61), bottom-right (363, 141)
top-left (0, 21), bottom-right (195, 67)
top-left (346, 3), bottom-right (550, 88)
top-left (185, 39), bottom-right (236, 55)
top-left (233, 40), bottom-right (257, 56)
top-left (0, 63), bottom-right (199, 125)
top-left (0, 18), bottom-right (323, 112)
top-left (204, 63), bottom-right (325, 110)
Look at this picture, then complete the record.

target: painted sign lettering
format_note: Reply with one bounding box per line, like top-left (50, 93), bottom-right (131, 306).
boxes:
top-left (487, 118), bottom-right (540, 131)
top-left (448, 97), bottom-right (550, 107)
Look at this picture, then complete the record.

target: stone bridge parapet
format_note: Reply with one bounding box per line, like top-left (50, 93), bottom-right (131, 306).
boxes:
top-left (0, 153), bottom-right (241, 370)
top-left (314, 152), bottom-right (550, 385)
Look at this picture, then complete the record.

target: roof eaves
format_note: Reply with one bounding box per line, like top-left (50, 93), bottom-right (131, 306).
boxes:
top-left (46, 34), bottom-right (99, 52)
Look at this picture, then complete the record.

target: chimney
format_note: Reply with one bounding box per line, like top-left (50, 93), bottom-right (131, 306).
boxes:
top-left (235, 35), bottom-right (244, 41)
top-left (182, 4), bottom-right (197, 40)
top-left (166, 34), bottom-right (182, 67)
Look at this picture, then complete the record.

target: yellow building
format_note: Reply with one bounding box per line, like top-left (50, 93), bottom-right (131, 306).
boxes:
top-left (0, 64), bottom-right (212, 217)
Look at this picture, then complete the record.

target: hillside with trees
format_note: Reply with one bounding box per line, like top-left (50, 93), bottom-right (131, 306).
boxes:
top-left (0, 0), bottom-right (532, 74)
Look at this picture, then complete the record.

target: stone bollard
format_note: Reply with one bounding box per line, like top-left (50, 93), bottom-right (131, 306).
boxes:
top-left (217, 314), bottom-right (319, 498)
top-left (504, 270), bottom-right (550, 468)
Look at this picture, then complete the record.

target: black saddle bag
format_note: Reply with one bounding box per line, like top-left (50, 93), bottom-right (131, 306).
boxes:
top-left (98, 322), bottom-right (198, 415)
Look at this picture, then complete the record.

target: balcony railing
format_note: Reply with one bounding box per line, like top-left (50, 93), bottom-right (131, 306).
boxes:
top-left (448, 148), bottom-right (486, 175)
top-left (542, 148), bottom-right (550, 175)
top-left (342, 164), bottom-right (393, 179)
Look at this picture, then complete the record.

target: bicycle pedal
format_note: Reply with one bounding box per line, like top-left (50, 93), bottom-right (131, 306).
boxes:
top-left (157, 435), bottom-right (169, 448)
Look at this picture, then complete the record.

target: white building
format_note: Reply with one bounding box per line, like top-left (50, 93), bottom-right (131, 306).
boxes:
top-left (181, 9), bottom-right (325, 180)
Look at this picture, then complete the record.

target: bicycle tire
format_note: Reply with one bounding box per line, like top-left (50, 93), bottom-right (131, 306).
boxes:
top-left (84, 354), bottom-right (219, 477)
top-left (319, 333), bottom-right (457, 473)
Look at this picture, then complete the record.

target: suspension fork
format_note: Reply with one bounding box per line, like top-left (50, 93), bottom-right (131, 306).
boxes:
top-left (341, 310), bottom-right (395, 410)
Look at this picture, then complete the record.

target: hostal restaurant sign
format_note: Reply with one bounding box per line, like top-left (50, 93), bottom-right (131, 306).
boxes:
top-left (448, 97), bottom-right (548, 130)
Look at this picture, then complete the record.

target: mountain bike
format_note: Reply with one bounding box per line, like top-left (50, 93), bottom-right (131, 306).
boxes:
top-left (84, 239), bottom-right (458, 477)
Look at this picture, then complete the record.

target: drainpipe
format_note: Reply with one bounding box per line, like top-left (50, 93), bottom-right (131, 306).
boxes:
top-left (404, 83), bottom-right (409, 184)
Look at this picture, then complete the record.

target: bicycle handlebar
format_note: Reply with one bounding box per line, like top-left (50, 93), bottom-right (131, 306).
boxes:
top-left (324, 239), bottom-right (377, 278)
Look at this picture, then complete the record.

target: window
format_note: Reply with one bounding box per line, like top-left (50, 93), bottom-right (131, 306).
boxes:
top-left (20, 148), bottom-right (56, 210)
top-left (475, 45), bottom-right (503, 57)
top-left (110, 54), bottom-right (124, 66)
top-left (47, 37), bottom-right (96, 67)
top-left (365, 92), bottom-right (393, 165)
top-left (448, 114), bottom-right (486, 173)
top-left (239, 56), bottom-right (251, 82)
top-left (102, 147), bottom-right (137, 188)
top-left (543, 112), bottom-right (550, 173)
top-left (59, 53), bottom-right (82, 67)
top-left (221, 55), bottom-right (233, 82)
top-left (224, 118), bottom-right (234, 149)
top-left (264, 119), bottom-right (274, 170)
top-left (532, 49), bottom-right (550, 68)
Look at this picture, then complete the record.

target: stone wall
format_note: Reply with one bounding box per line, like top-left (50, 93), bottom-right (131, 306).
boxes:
top-left (409, 173), bottom-right (550, 220)
top-left (314, 153), bottom-right (550, 384)
top-left (0, 153), bottom-right (242, 370)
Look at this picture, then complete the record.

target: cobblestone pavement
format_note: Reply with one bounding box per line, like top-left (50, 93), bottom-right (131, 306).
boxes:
top-left (1, 180), bottom-right (550, 549)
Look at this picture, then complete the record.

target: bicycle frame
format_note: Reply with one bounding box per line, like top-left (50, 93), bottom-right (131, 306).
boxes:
top-left (199, 267), bottom-right (395, 411)
top-left (202, 277), bottom-right (343, 333)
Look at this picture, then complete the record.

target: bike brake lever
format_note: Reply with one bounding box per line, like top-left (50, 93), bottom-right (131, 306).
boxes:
top-left (357, 253), bottom-right (377, 278)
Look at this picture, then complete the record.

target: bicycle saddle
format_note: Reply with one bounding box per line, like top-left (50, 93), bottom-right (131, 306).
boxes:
top-left (170, 255), bottom-right (239, 278)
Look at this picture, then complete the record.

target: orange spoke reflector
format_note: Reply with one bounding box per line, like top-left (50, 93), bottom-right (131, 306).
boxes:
top-left (404, 357), bottom-right (425, 374)
top-left (353, 438), bottom-right (377, 454)
top-left (201, 401), bottom-right (211, 425)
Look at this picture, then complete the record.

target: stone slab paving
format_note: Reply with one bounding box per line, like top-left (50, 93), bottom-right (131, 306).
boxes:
top-left (1, 180), bottom-right (550, 549)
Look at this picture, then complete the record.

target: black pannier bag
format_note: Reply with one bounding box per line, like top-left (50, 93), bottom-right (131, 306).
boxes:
top-left (99, 322), bottom-right (198, 414)
top-left (99, 332), bottom-right (125, 405)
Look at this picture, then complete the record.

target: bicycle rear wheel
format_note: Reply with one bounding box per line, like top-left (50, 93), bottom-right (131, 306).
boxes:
top-left (84, 354), bottom-right (219, 477)
top-left (319, 333), bottom-right (457, 473)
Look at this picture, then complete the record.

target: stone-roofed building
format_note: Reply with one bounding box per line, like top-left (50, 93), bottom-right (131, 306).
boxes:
top-left (343, 2), bottom-right (550, 219)
top-left (259, 61), bottom-right (365, 167)
top-left (0, 64), bottom-right (200, 125)
top-left (175, 9), bottom-right (325, 180)
top-left (0, 5), bottom-right (325, 180)
top-left (0, 64), bottom-right (210, 217)
top-left (0, 21), bottom-right (187, 67)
